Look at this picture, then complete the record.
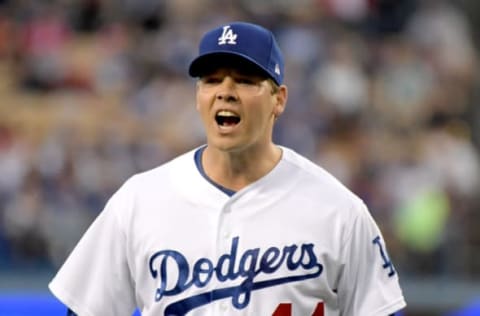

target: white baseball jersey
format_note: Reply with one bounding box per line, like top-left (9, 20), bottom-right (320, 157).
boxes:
top-left (49, 146), bottom-right (406, 316)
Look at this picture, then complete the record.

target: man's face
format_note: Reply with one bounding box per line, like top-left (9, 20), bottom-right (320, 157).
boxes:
top-left (195, 65), bottom-right (286, 153)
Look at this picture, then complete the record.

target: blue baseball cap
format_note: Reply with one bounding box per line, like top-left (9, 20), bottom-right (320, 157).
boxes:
top-left (188, 22), bottom-right (284, 85)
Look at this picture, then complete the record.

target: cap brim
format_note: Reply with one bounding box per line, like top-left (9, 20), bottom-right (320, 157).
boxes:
top-left (189, 52), bottom-right (273, 81)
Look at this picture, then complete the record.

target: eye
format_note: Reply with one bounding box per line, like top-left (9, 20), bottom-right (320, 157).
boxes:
top-left (201, 76), bottom-right (221, 84)
top-left (236, 77), bottom-right (256, 85)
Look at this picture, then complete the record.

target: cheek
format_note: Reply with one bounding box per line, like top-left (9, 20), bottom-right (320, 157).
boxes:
top-left (246, 101), bottom-right (274, 127)
top-left (195, 93), bottom-right (209, 114)
top-left (261, 96), bottom-right (278, 117)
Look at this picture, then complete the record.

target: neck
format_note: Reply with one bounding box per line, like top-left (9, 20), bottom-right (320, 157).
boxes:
top-left (201, 144), bottom-right (282, 192)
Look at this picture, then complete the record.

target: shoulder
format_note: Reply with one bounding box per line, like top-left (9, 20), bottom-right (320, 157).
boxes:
top-left (121, 148), bottom-right (198, 192)
top-left (280, 146), bottom-right (364, 210)
top-left (100, 148), bottom-right (198, 220)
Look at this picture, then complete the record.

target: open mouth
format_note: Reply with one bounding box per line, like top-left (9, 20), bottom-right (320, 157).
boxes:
top-left (215, 110), bottom-right (241, 127)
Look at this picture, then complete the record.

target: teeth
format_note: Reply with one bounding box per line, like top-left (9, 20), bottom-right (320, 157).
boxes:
top-left (215, 109), bottom-right (241, 126)
top-left (217, 110), bottom-right (238, 117)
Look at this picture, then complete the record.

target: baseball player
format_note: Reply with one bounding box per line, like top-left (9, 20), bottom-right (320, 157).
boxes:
top-left (49, 21), bottom-right (406, 316)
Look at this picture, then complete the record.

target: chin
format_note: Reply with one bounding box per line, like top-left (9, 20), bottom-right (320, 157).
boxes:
top-left (208, 138), bottom-right (245, 153)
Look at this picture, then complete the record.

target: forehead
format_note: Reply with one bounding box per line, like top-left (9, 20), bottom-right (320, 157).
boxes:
top-left (202, 67), bottom-right (267, 80)
top-left (196, 54), bottom-right (270, 78)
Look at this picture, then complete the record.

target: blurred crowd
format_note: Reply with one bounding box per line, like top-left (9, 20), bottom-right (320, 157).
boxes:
top-left (0, 0), bottom-right (479, 280)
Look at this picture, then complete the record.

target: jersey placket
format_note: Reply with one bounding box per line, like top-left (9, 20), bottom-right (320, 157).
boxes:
top-left (213, 197), bottom-right (237, 315)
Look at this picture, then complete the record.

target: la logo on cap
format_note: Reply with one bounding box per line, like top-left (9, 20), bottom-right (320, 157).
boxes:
top-left (218, 25), bottom-right (237, 45)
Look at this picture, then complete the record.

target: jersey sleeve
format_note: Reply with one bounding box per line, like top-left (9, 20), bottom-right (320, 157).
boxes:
top-left (338, 202), bottom-right (406, 316)
top-left (49, 184), bottom-right (136, 316)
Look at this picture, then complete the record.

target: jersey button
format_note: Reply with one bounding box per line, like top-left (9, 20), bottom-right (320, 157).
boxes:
top-left (220, 302), bottom-right (228, 311)
top-left (223, 206), bottom-right (232, 213)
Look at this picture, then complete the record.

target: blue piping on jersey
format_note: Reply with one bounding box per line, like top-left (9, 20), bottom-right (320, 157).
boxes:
top-left (194, 146), bottom-right (236, 197)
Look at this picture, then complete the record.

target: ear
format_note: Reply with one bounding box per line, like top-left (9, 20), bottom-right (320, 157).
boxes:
top-left (195, 82), bottom-right (201, 111)
top-left (273, 85), bottom-right (288, 118)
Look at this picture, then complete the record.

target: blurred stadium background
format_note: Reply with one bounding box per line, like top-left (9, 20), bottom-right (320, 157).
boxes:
top-left (0, 0), bottom-right (479, 315)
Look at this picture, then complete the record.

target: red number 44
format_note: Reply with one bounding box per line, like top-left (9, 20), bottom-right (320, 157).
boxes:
top-left (272, 302), bottom-right (325, 316)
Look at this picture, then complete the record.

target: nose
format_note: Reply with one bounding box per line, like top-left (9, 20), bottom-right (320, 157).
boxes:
top-left (216, 77), bottom-right (238, 102)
